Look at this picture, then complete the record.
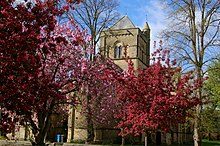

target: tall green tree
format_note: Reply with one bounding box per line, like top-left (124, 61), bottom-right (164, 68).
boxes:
top-left (202, 58), bottom-right (220, 140)
top-left (201, 109), bottom-right (220, 140)
top-left (162, 1), bottom-right (220, 145)
top-left (205, 58), bottom-right (220, 110)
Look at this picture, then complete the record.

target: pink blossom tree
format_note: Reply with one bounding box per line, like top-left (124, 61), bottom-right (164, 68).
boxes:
top-left (0, 0), bottom-right (88, 145)
top-left (78, 55), bottom-right (122, 142)
top-left (113, 49), bottom-right (203, 146)
top-left (0, 0), bottom-right (122, 144)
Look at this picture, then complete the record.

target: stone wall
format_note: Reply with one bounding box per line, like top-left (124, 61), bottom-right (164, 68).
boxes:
top-left (0, 140), bottom-right (31, 146)
top-left (100, 28), bottom-right (149, 71)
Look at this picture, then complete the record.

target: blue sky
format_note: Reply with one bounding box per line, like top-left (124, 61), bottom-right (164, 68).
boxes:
top-left (118, 0), bottom-right (168, 51)
top-left (15, 0), bottom-right (168, 52)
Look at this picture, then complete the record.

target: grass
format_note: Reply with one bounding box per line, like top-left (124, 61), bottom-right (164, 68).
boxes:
top-left (70, 139), bottom-right (85, 144)
top-left (0, 136), bottom-right (7, 140)
top-left (202, 139), bottom-right (220, 146)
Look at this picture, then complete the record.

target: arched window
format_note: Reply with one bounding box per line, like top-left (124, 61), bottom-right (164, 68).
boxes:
top-left (114, 43), bottom-right (123, 58)
top-left (114, 46), bottom-right (119, 58)
top-left (118, 45), bottom-right (122, 58)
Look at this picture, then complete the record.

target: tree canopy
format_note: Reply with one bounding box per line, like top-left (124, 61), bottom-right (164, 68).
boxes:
top-left (201, 58), bottom-right (220, 139)
top-left (110, 49), bottom-right (203, 146)
top-left (0, 0), bottom-right (86, 145)
top-left (162, 1), bottom-right (219, 145)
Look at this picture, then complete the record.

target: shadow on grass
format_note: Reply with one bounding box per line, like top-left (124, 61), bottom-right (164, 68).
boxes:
top-left (202, 139), bottom-right (220, 146)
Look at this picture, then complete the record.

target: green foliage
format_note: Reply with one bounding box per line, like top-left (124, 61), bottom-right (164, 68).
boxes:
top-left (202, 132), bottom-right (220, 141)
top-left (70, 139), bottom-right (85, 144)
top-left (205, 58), bottom-right (220, 109)
top-left (201, 109), bottom-right (220, 133)
top-left (202, 58), bottom-right (220, 138)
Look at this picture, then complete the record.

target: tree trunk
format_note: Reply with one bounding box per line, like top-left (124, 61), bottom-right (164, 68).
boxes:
top-left (121, 136), bottom-right (125, 146)
top-left (32, 112), bottom-right (51, 146)
top-left (33, 124), bottom-right (50, 146)
top-left (0, 110), bottom-right (1, 136)
top-left (194, 105), bottom-right (202, 146)
top-left (144, 134), bottom-right (148, 146)
top-left (120, 128), bottom-right (125, 146)
top-left (208, 132), bottom-right (210, 141)
top-left (86, 116), bottom-right (94, 143)
top-left (86, 96), bottom-right (94, 143)
top-left (194, 68), bottom-right (202, 146)
top-left (34, 134), bottom-right (46, 146)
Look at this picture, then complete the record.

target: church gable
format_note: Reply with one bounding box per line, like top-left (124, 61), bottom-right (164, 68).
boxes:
top-left (110, 16), bottom-right (136, 30)
top-left (100, 16), bottom-right (150, 70)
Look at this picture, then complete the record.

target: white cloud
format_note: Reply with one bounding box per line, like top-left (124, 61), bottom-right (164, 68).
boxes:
top-left (14, 0), bottom-right (35, 6)
top-left (137, 0), bottom-right (169, 53)
top-left (118, 0), bottom-right (170, 53)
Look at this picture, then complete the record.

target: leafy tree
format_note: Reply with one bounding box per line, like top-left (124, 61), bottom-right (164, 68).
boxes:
top-left (1, 0), bottom-right (60, 136)
top-left (201, 108), bottom-right (220, 140)
top-left (111, 49), bottom-right (203, 146)
top-left (202, 58), bottom-right (220, 140)
top-left (205, 59), bottom-right (220, 110)
top-left (161, 1), bottom-right (220, 145)
top-left (77, 55), bottom-right (122, 142)
top-left (0, 0), bottom-right (121, 144)
top-left (0, 0), bottom-right (85, 145)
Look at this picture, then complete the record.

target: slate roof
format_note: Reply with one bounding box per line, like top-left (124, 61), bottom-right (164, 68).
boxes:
top-left (110, 16), bottom-right (136, 30)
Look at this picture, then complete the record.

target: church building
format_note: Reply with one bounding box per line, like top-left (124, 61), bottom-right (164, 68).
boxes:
top-left (65, 15), bottom-right (150, 144)
top-left (66, 15), bottom-right (151, 144)
top-left (8, 16), bottom-right (193, 145)
top-left (67, 16), bottom-right (193, 145)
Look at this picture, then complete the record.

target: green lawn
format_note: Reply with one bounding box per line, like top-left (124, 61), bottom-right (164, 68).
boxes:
top-left (202, 139), bottom-right (220, 146)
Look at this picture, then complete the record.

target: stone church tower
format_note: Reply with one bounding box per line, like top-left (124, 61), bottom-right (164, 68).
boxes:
top-left (67, 16), bottom-right (151, 143)
top-left (100, 15), bottom-right (150, 70)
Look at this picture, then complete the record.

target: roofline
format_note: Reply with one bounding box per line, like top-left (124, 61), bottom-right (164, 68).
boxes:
top-left (101, 27), bottom-right (144, 35)
top-left (109, 15), bottom-right (136, 29)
